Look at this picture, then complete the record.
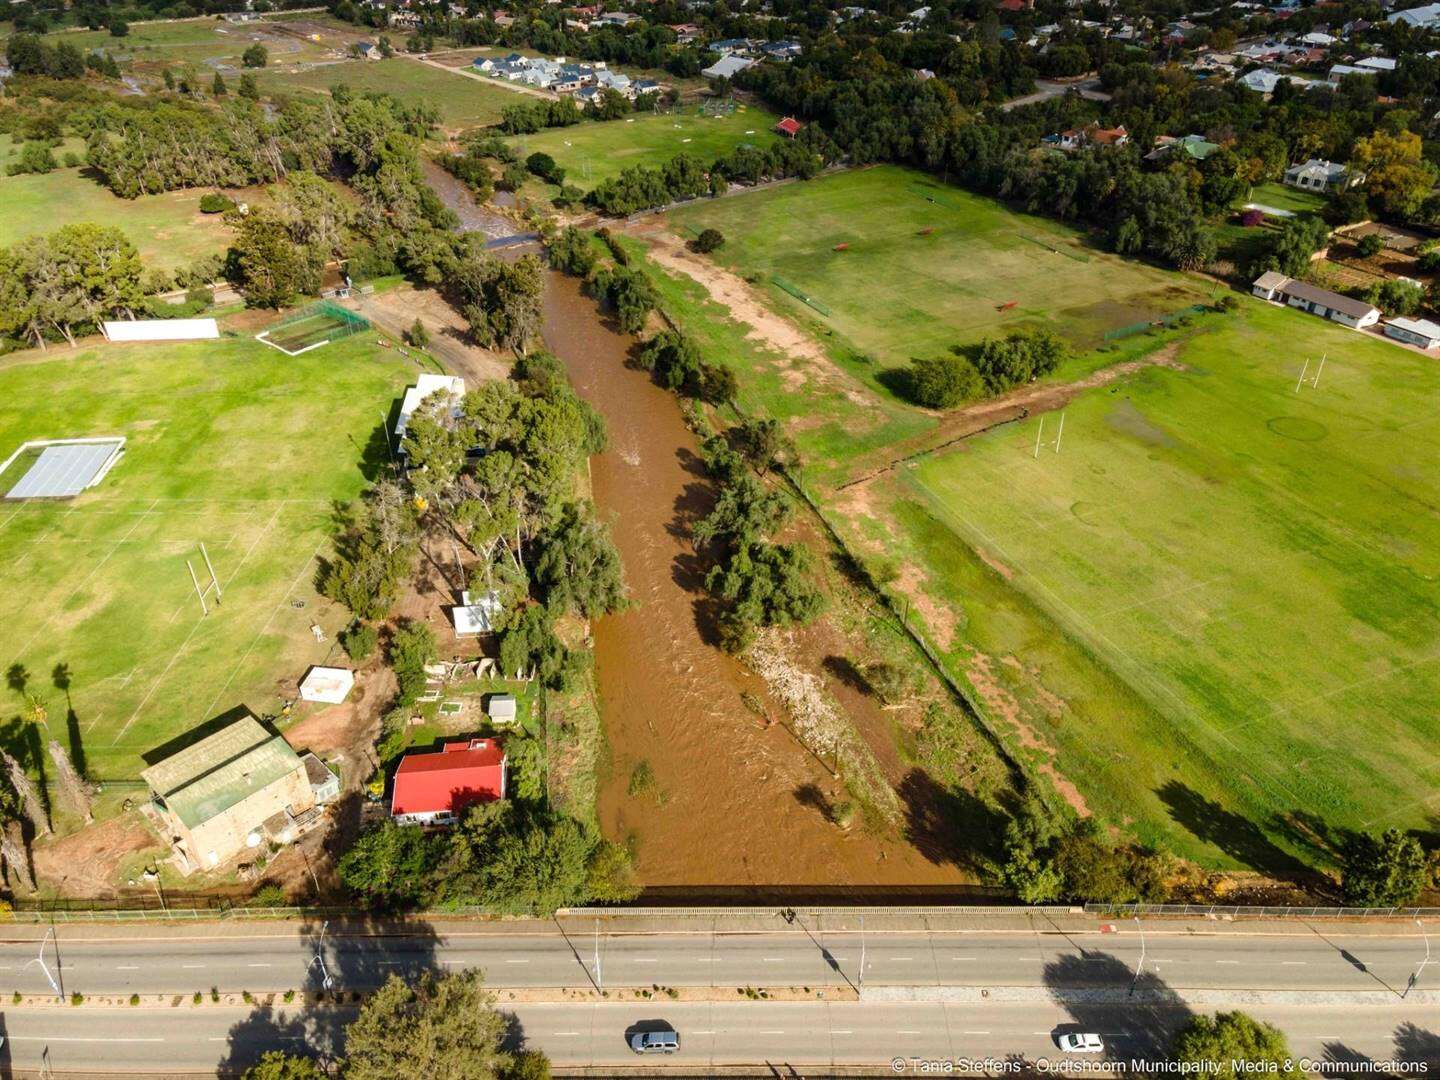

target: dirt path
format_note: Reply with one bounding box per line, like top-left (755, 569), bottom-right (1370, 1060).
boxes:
top-left (834, 342), bottom-right (1188, 493)
top-left (351, 287), bottom-right (512, 385)
top-left (631, 225), bottom-right (872, 403)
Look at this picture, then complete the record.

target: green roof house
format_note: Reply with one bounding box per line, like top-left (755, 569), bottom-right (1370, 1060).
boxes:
top-left (141, 713), bottom-right (315, 873)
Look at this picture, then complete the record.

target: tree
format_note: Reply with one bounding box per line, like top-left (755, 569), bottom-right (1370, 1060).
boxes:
top-left (1353, 130), bottom-right (1436, 220)
top-left (1356, 232), bottom-right (1384, 259)
top-left (109, 19), bottom-right (129, 37)
top-left (47, 740), bottom-right (95, 824)
top-left (451, 247), bottom-right (544, 351)
top-left (590, 265), bottom-right (657, 334)
top-left (212, 71), bottom-right (228, 97)
top-left (525, 151), bottom-right (563, 184)
top-left (238, 72), bottom-right (260, 100)
top-left (337, 821), bottom-right (438, 907)
top-left (242, 43), bottom-right (269, 68)
top-left (229, 211), bottom-right (321, 308)
top-left (1341, 828), bottom-right (1429, 906)
top-left (390, 619), bottom-right (438, 707)
top-left (904, 354), bottom-right (983, 408)
top-left (547, 227), bottom-right (596, 277)
top-left (344, 971), bottom-right (512, 1080)
top-left (0, 818), bottom-right (34, 893)
top-left (1172, 1012), bottom-right (1293, 1080)
top-left (1, 751), bottom-right (49, 837)
top-left (531, 503), bottom-right (626, 619)
top-left (240, 1052), bottom-right (326, 1080)
top-left (407, 318), bottom-right (430, 347)
top-left (692, 228), bottom-right (725, 254)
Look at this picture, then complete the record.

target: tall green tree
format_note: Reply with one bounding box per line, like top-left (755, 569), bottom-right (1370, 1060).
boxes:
top-left (1341, 828), bottom-right (1429, 906)
top-left (1172, 1012), bottom-right (1293, 1080)
top-left (344, 971), bottom-right (511, 1080)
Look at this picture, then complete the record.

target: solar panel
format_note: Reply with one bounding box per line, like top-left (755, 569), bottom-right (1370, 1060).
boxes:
top-left (6, 440), bottom-right (124, 499)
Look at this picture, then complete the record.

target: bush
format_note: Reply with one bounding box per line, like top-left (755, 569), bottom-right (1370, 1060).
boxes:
top-left (904, 354), bottom-right (984, 409)
top-left (1356, 232), bottom-right (1385, 259)
top-left (199, 192), bottom-right (234, 214)
top-left (342, 622), bottom-right (379, 662)
top-left (864, 661), bottom-right (909, 704)
top-left (193, 991), bottom-right (203, 1005)
top-left (692, 228), bottom-right (725, 254)
top-left (249, 882), bottom-right (288, 907)
top-left (129, 993), bottom-right (141, 1006)
top-left (242, 43), bottom-right (268, 68)
top-left (70, 991), bottom-right (84, 1006)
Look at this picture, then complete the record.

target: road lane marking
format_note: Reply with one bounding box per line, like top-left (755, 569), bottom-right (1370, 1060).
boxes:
top-left (898, 1030), bottom-right (922, 1035)
top-left (832, 1030), bottom-right (853, 1035)
top-left (116, 965), bottom-right (139, 970)
top-left (10, 1036), bottom-right (164, 1044)
top-left (964, 1031), bottom-right (991, 1035)
top-left (633, 958), bottom-right (657, 963)
top-left (759, 1030), bottom-right (785, 1035)
top-left (247, 963), bottom-right (272, 968)
top-left (953, 956), bottom-right (978, 961)
top-left (504, 959), bottom-right (530, 964)
top-left (693, 1030), bottom-right (715, 1035)
top-left (1216, 960), bottom-right (1240, 965)
top-left (181, 964), bottom-right (206, 969)
top-left (890, 956), bottom-right (914, 961)
top-left (763, 957), bottom-right (785, 961)
top-left (552, 1031), bottom-right (579, 1036)
top-left (1282, 961), bottom-right (1307, 966)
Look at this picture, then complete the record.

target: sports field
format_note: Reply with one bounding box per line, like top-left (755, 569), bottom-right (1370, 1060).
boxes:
top-left (669, 165), bottom-right (1210, 367)
top-left (0, 333), bottom-right (416, 783)
top-left (863, 299), bottom-right (1440, 868)
top-left (0, 164), bottom-right (232, 271)
top-left (257, 58), bottom-right (518, 128)
top-left (510, 104), bottom-right (782, 189)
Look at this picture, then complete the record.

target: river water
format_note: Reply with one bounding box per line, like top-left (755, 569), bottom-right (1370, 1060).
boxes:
top-left (425, 171), bottom-right (959, 887)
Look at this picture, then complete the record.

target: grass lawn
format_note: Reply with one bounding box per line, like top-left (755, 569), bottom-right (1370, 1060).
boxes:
top-left (510, 104), bottom-right (782, 189)
top-left (257, 57), bottom-right (518, 129)
top-left (55, 17), bottom-right (336, 72)
top-left (1242, 180), bottom-right (1328, 216)
top-left (0, 163), bottom-right (233, 271)
top-left (869, 299), bottom-right (1440, 869)
top-left (669, 165), bottom-right (1211, 370)
top-left (0, 331), bottom-right (419, 786)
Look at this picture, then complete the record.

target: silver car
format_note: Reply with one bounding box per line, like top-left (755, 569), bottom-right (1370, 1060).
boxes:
top-left (630, 1028), bottom-right (680, 1054)
top-left (1059, 1032), bottom-right (1105, 1053)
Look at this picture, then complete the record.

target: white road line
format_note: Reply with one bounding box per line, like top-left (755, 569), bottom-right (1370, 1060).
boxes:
top-left (832, 1029), bottom-right (853, 1035)
top-left (9, 1037), bottom-right (164, 1044)
top-left (759, 1030), bottom-right (785, 1035)
top-left (762, 957), bottom-right (785, 962)
top-left (116, 965), bottom-right (139, 970)
top-left (890, 956), bottom-right (914, 961)
top-left (964, 1030), bottom-right (992, 1035)
top-left (552, 1031), bottom-right (579, 1036)
top-left (632, 958), bottom-right (657, 963)
top-left (1282, 961), bottom-right (1306, 966)
top-left (182, 964), bottom-right (206, 969)
top-left (504, 959), bottom-right (530, 964)
top-left (953, 956), bottom-right (978, 961)
top-left (898, 1030), bottom-right (922, 1035)
top-left (247, 963), bottom-right (272, 968)
top-left (1216, 960), bottom-right (1241, 965)
top-left (693, 1030), bottom-right (715, 1035)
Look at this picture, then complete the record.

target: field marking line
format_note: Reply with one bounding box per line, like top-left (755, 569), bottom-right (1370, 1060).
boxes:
top-left (195, 536), bottom-right (328, 722)
top-left (1093, 574), bottom-right (1227, 619)
top-left (112, 505), bottom-right (284, 743)
top-left (1360, 788), bottom-right (1440, 829)
top-left (907, 470), bottom-right (1313, 812)
top-left (7, 498), bottom-right (159, 664)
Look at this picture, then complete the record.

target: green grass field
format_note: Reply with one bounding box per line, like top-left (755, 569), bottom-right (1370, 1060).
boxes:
top-left (0, 332), bottom-right (417, 783)
top-left (0, 163), bottom-right (233, 271)
top-left (257, 58), bottom-right (518, 128)
top-left (864, 299), bottom-right (1440, 868)
top-left (669, 165), bottom-right (1211, 368)
top-left (511, 104), bottom-right (782, 188)
top-left (1242, 180), bottom-right (1328, 216)
top-left (49, 16), bottom-right (337, 72)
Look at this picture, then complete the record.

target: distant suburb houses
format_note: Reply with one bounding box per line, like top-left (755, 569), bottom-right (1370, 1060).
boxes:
top-left (473, 53), bottom-right (665, 100)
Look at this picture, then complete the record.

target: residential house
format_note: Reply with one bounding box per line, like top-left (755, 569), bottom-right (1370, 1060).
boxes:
top-left (353, 40), bottom-right (383, 60)
top-left (1357, 56), bottom-right (1397, 71)
top-left (1251, 273), bottom-right (1382, 329)
top-left (1238, 66), bottom-right (1284, 93)
top-left (1087, 123), bottom-right (1129, 147)
top-left (141, 713), bottom-right (318, 872)
top-left (1329, 63), bottom-right (1377, 82)
top-left (702, 54), bottom-right (756, 78)
top-left (669, 22), bottom-right (703, 42)
top-left (761, 39), bottom-right (803, 61)
top-left (1284, 158), bottom-right (1355, 192)
top-left (1146, 133), bottom-right (1220, 161)
top-left (1384, 316), bottom-right (1440, 349)
top-left (391, 738), bottom-right (508, 826)
top-left (595, 10), bottom-right (640, 24)
top-left (395, 373), bottom-right (465, 447)
top-left (1299, 29), bottom-right (1335, 44)
top-left (711, 37), bottom-right (757, 55)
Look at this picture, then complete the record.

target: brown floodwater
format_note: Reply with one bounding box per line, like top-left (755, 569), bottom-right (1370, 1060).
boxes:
top-left (541, 272), bottom-right (968, 891)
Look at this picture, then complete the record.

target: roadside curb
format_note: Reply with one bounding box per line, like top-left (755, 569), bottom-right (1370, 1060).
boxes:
top-left (864, 985), bottom-right (1440, 1007)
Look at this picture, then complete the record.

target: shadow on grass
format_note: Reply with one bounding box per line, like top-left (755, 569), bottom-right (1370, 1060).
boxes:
top-left (1157, 780), bottom-right (1310, 877)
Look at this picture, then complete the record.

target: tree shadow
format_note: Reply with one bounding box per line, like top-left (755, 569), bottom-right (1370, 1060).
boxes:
top-left (821, 655), bottom-right (870, 696)
top-left (52, 662), bottom-right (86, 777)
top-left (0, 718), bottom-right (51, 821)
top-left (217, 914), bottom-right (441, 1076)
top-left (1156, 781), bottom-right (1310, 877)
top-left (1393, 1023), bottom-right (1440, 1069)
top-left (1268, 808), bottom-right (1355, 874)
top-left (793, 782), bottom-right (833, 822)
top-left (1043, 951), bottom-right (1193, 1062)
top-left (897, 767), bottom-right (1006, 873)
top-left (358, 414), bottom-right (400, 483)
top-left (667, 480), bottom-right (713, 544)
top-left (675, 445), bottom-right (710, 480)
top-left (1317, 1042), bottom-right (1378, 1078)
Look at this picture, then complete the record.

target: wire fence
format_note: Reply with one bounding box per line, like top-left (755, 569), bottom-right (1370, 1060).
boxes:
top-left (1085, 902), bottom-right (1440, 918)
top-left (771, 274), bottom-right (832, 316)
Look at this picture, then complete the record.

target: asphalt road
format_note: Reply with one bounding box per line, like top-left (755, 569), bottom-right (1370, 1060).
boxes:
top-left (0, 1000), bottom-right (1435, 1074)
top-left (1, 924), bottom-right (1434, 998)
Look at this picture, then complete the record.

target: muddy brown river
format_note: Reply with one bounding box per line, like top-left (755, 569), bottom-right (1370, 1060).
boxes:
top-left (541, 273), bottom-right (964, 890)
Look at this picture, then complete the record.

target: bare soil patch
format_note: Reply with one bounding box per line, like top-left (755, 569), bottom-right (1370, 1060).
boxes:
top-left (351, 287), bottom-right (511, 386)
top-left (31, 814), bottom-right (164, 899)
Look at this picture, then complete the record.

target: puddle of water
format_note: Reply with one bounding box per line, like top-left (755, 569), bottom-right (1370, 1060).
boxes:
top-left (541, 271), bottom-right (967, 888)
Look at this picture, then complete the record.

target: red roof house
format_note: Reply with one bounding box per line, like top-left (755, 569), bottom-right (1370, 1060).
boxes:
top-left (775, 116), bottom-right (803, 138)
top-left (391, 738), bottom-right (507, 825)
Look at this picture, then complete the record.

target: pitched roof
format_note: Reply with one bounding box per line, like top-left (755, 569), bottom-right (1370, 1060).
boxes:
top-left (775, 116), bottom-right (803, 135)
top-left (1279, 279), bottom-right (1379, 320)
top-left (391, 739), bottom-right (506, 817)
top-left (142, 715), bottom-right (303, 830)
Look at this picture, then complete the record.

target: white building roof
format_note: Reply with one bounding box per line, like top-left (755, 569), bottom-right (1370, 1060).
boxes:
top-left (299, 666), bottom-right (355, 705)
top-left (702, 54), bottom-right (756, 79)
top-left (1388, 2), bottom-right (1440, 25)
top-left (451, 589), bottom-right (504, 635)
top-left (396, 373), bottom-right (465, 442)
top-left (1387, 316), bottom-right (1440, 340)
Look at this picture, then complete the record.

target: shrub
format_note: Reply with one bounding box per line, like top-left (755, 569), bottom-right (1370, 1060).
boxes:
top-left (193, 991), bottom-right (203, 1005)
top-left (283, 989), bottom-right (296, 1003)
top-left (242, 990), bottom-right (254, 1004)
top-left (250, 882), bottom-right (288, 907)
top-left (407, 318), bottom-right (430, 348)
top-left (342, 622), bottom-right (379, 662)
top-left (1356, 232), bottom-right (1384, 258)
top-left (11, 991), bottom-right (21, 1004)
top-left (129, 993), bottom-right (141, 1006)
top-left (864, 661), bottom-right (910, 704)
top-left (242, 43), bottom-right (268, 68)
top-left (70, 991), bottom-right (84, 1006)
top-left (692, 228), bottom-right (725, 254)
top-left (199, 192), bottom-right (234, 214)
top-left (904, 354), bottom-right (984, 409)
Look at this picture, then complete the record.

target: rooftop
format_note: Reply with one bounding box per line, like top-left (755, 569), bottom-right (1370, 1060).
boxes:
top-left (142, 715), bottom-right (303, 830)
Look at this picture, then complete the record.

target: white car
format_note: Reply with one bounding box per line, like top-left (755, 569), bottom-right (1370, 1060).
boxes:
top-left (1059, 1033), bottom-right (1105, 1053)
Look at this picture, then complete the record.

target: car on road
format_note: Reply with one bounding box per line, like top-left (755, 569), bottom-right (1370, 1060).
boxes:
top-left (1058, 1033), bottom-right (1105, 1053)
top-left (630, 1027), bottom-right (680, 1054)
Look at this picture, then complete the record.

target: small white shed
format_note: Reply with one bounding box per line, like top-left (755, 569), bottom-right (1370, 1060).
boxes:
top-left (451, 589), bottom-right (503, 635)
top-left (298, 666), bottom-right (355, 704)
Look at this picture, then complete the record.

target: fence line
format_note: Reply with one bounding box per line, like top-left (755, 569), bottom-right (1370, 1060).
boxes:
top-left (1085, 902), bottom-right (1440, 918)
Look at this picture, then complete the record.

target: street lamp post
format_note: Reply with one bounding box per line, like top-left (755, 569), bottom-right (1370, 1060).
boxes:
top-left (310, 920), bottom-right (334, 993)
top-left (1128, 917), bottom-right (1146, 998)
top-left (1404, 919), bottom-right (1430, 999)
top-left (26, 928), bottom-right (62, 1001)
top-left (859, 915), bottom-right (866, 992)
top-left (594, 918), bottom-right (602, 992)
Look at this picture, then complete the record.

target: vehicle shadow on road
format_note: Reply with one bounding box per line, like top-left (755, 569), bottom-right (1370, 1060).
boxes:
top-left (1042, 952), bottom-right (1193, 1062)
top-left (216, 914), bottom-right (440, 1075)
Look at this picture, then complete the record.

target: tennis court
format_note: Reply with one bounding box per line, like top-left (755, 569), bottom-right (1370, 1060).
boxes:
top-left (0, 438), bottom-right (126, 499)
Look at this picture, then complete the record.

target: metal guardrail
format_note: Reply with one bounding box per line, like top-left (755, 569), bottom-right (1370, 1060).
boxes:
top-left (559, 906), bottom-right (1078, 917)
top-left (1085, 902), bottom-right (1440, 918)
